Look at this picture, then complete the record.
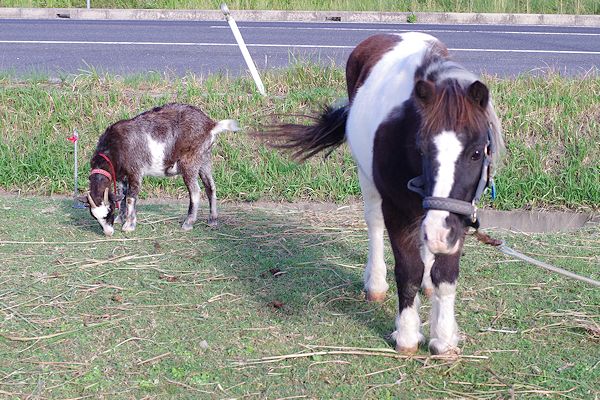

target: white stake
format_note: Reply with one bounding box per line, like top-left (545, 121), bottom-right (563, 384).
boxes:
top-left (70, 129), bottom-right (85, 208)
top-left (221, 3), bottom-right (266, 96)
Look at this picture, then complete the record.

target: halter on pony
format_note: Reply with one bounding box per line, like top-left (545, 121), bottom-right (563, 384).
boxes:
top-left (407, 126), bottom-right (496, 228)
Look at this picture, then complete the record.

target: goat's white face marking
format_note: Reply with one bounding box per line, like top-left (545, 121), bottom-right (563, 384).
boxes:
top-left (421, 130), bottom-right (463, 254)
top-left (91, 203), bottom-right (114, 236)
top-left (144, 137), bottom-right (167, 177)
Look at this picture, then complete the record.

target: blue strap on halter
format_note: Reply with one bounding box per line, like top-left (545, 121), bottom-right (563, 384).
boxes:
top-left (490, 179), bottom-right (497, 201)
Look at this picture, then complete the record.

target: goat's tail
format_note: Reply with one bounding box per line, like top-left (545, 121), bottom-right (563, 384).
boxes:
top-left (210, 119), bottom-right (240, 143)
top-left (261, 103), bottom-right (349, 161)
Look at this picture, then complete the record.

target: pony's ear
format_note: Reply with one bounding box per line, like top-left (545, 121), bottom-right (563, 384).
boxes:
top-left (414, 80), bottom-right (436, 107)
top-left (467, 80), bottom-right (489, 108)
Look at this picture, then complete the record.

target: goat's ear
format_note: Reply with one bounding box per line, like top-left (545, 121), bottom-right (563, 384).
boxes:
top-left (467, 80), bottom-right (489, 108)
top-left (76, 195), bottom-right (90, 207)
top-left (414, 80), bottom-right (436, 107)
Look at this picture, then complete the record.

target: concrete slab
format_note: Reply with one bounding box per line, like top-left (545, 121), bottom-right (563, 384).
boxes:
top-left (479, 209), bottom-right (595, 233)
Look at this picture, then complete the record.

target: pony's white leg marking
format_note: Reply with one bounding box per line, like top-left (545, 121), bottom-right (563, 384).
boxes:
top-left (358, 170), bottom-right (388, 302)
top-left (392, 295), bottom-right (425, 353)
top-left (420, 245), bottom-right (435, 298)
top-left (122, 197), bottom-right (137, 232)
top-left (422, 130), bottom-right (463, 255)
top-left (429, 282), bottom-right (460, 355)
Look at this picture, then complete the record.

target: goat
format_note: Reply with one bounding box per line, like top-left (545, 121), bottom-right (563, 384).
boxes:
top-left (78, 103), bottom-right (239, 236)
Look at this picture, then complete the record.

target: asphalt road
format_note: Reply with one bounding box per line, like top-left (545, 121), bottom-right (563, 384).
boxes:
top-left (1, 19), bottom-right (599, 77)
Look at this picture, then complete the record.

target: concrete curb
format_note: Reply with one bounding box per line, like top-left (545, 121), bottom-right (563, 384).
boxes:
top-left (1, 7), bottom-right (599, 27)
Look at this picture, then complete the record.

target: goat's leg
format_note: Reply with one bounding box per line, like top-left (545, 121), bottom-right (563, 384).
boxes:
top-left (358, 170), bottom-right (388, 302)
top-left (114, 181), bottom-right (127, 225)
top-left (428, 249), bottom-right (462, 355)
top-left (199, 165), bottom-right (218, 227)
top-left (181, 169), bottom-right (201, 231)
top-left (122, 178), bottom-right (140, 232)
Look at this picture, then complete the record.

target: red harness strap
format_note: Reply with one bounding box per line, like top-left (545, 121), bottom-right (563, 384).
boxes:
top-left (89, 153), bottom-right (119, 209)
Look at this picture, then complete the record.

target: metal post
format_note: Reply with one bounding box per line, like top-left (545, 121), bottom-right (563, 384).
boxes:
top-left (86, 0), bottom-right (90, 9)
top-left (220, 3), bottom-right (266, 96)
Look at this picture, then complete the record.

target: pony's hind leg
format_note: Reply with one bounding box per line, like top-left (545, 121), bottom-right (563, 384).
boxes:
top-left (427, 249), bottom-right (461, 355)
top-left (359, 170), bottom-right (389, 302)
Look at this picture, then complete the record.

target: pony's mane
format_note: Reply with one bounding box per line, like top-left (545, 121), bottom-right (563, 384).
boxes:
top-left (415, 51), bottom-right (504, 174)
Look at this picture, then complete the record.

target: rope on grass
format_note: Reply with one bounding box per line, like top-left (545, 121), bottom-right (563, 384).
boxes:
top-left (473, 231), bottom-right (600, 287)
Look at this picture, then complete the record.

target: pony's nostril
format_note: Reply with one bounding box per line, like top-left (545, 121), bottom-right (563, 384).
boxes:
top-left (423, 233), bottom-right (428, 242)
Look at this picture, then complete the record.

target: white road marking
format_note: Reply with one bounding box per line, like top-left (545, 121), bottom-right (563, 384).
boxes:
top-left (210, 25), bottom-right (600, 37)
top-left (1, 40), bottom-right (599, 55)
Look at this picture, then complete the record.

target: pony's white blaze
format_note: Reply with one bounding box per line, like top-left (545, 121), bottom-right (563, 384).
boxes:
top-left (346, 32), bottom-right (435, 180)
top-left (421, 130), bottom-right (463, 254)
top-left (91, 203), bottom-right (114, 236)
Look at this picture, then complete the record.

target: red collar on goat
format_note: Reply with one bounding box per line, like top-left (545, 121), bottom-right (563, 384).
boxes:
top-left (90, 152), bottom-right (119, 209)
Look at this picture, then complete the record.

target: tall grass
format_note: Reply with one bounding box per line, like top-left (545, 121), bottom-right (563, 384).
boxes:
top-left (0, 65), bottom-right (598, 211)
top-left (1, 0), bottom-right (599, 15)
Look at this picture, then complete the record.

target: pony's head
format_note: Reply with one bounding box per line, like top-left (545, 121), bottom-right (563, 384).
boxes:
top-left (412, 75), bottom-right (503, 255)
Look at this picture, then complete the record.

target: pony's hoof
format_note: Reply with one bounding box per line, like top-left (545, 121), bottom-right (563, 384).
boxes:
top-left (366, 291), bottom-right (387, 303)
top-left (429, 339), bottom-right (461, 356)
top-left (181, 223), bottom-right (193, 231)
top-left (422, 287), bottom-right (434, 299)
top-left (395, 344), bottom-right (418, 355)
top-left (207, 218), bottom-right (218, 228)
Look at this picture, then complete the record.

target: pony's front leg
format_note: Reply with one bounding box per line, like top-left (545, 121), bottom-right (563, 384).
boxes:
top-left (359, 171), bottom-right (388, 302)
top-left (428, 249), bottom-right (461, 355)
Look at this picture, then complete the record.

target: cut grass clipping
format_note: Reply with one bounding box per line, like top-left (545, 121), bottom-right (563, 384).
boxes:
top-left (2, 0), bottom-right (600, 15)
top-left (0, 196), bottom-right (598, 398)
top-left (0, 65), bottom-right (598, 211)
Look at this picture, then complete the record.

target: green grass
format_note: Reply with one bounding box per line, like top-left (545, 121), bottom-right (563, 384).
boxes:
top-left (0, 195), bottom-right (598, 398)
top-left (2, 0), bottom-right (600, 15)
top-left (0, 66), bottom-right (598, 211)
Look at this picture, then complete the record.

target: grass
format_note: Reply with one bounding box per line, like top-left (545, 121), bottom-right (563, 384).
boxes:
top-left (0, 195), bottom-right (598, 398)
top-left (0, 65), bottom-right (598, 211)
top-left (2, 0), bottom-right (600, 15)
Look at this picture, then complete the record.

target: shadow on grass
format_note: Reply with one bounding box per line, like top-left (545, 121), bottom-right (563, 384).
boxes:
top-left (58, 197), bottom-right (397, 348)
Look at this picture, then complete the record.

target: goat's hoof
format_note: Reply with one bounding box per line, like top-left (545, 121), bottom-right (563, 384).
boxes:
top-left (422, 287), bottom-right (434, 299)
top-left (181, 223), bottom-right (193, 231)
top-left (429, 339), bottom-right (461, 356)
top-left (365, 291), bottom-right (387, 303)
top-left (395, 344), bottom-right (418, 355)
top-left (122, 223), bottom-right (136, 233)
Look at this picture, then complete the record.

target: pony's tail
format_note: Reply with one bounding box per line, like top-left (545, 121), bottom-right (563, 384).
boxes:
top-left (262, 104), bottom-right (349, 161)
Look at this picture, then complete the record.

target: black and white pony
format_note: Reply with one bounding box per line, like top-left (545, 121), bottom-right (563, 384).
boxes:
top-left (267, 33), bottom-right (503, 355)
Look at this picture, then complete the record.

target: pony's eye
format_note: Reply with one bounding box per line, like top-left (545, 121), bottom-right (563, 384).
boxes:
top-left (471, 150), bottom-right (482, 161)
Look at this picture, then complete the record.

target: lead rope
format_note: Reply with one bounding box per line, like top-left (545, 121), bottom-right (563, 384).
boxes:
top-left (472, 230), bottom-right (600, 287)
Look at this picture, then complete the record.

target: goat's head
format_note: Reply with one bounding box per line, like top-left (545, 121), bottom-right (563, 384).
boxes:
top-left (78, 187), bottom-right (117, 236)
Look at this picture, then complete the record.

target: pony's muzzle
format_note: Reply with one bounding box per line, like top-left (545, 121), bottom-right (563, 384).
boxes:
top-left (421, 210), bottom-right (461, 255)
